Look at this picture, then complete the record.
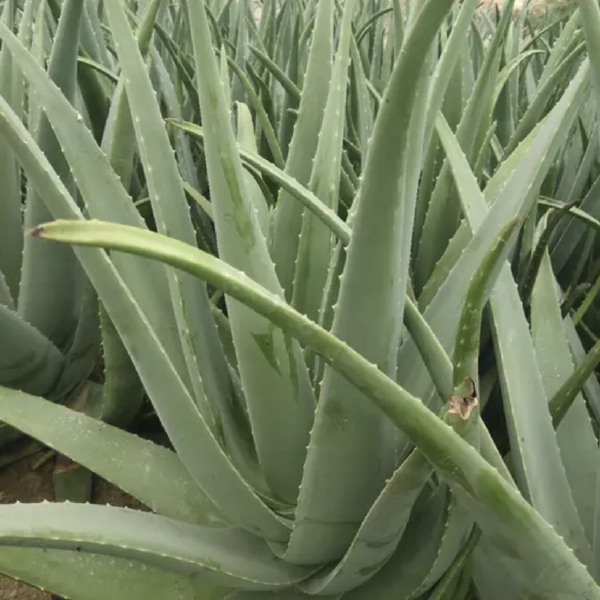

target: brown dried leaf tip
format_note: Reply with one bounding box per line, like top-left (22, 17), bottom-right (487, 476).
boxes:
top-left (449, 377), bottom-right (479, 420)
top-left (29, 226), bottom-right (46, 238)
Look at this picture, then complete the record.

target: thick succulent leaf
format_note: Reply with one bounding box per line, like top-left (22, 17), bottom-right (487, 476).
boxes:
top-left (18, 0), bottom-right (83, 350)
top-left (0, 304), bottom-right (64, 397)
top-left (452, 217), bottom-right (521, 389)
top-left (531, 246), bottom-right (599, 545)
top-left (472, 536), bottom-right (527, 600)
top-left (186, 0), bottom-right (316, 504)
top-left (297, 449), bottom-right (434, 595)
top-left (34, 219), bottom-right (600, 598)
top-left (236, 103), bottom-right (270, 239)
top-left (285, 0), bottom-right (455, 564)
top-left (271, 0), bottom-right (333, 297)
top-left (0, 0), bottom-right (22, 301)
top-left (421, 0), bottom-right (479, 150)
top-left (52, 279), bottom-right (99, 399)
top-left (292, 0), bottom-right (355, 324)
top-left (225, 55), bottom-right (284, 169)
top-left (507, 43), bottom-right (586, 155)
top-left (0, 547), bottom-right (230, 600)
top-left (0, 503), bottom-right (312, 591)
top-left (104, 0), bottom-right (234, 442)
top-left (578, 0), bottom-right (600, 107)
top-left (410, 493), bottom-right (474, 599)
top-left (0, 96), bottom-right (289, 541)
top-left (343, 486), bottom-right (449, 600)
top-left (0, 386), bottom-right (223, 526)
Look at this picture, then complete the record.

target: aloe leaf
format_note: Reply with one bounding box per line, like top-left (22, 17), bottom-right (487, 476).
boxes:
top-left (0, 95), bottom-right (288, 541)
top-left (0, 304), bottom-right (64, 397)
top-left (0, 0), bottom-right (22, 301)
top-left (277, 18), bottom-right (300, 157)
top-left (291, 0), bottom-right (355, 324)
top-left (271, 0), bottom-right (333, 298)
top-left (421, 0), bottom-right (480, 152)
top-left (429, 527), bottom-right (480, 600)
top-left (236, 103), bottom-right (270, 240)
top-left (531, 244), bottom-right (599, 551)
top-left (104, 0), bottom-right (236, 441)
top-left (0, 503), bottom-right (312, 591)
top-left (186, 0), bottom-right (316, 504)
top-left (101, 0), bottom-right (161, 191)
top-left (404, 298), bottom-right (453, 401)
top-left (248, 45), bottom-right (300, 101)
top-left (452, 217), bottom-right (521, 390)
top-left (285, 0), bottom-right (456, 564)
top-left (472, 536), bottom-right (527, 600)
top-left (298, 449), bottom-right (434, 595)
top-left (17, 0), bottom-right (83, 350)
top-left (343, 486), bottom-right (449, 600)
top-left (349, 34), bottom-right (374, 157)
top-left (578, 0), bottom-right (600, 106)
top-left (37, 218), bottom-right (600, 597)
top-left (0, 385), bottom-right (224, 525)
top-left (0, 547), bottom-right (230, 600)
top-left (410, 493), bottom-right (475, 599)
top-left (52, 279), bottom-right (99, 400)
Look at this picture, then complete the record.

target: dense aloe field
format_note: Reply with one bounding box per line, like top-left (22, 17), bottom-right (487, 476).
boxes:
top-left (1, 0), bottom-right (600, 598)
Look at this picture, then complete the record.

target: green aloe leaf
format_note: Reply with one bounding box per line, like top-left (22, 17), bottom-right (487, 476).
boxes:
top-left (0, 304), bottom-right (64, 397)
top-left (271, 0), bottom-right (333, 298)
top-left (0, 385), bottom-right (223, 526)
top-left (18, 0), bottom-right (83, 350)
top-left (292, 0), bottom-right (355, 325)
top-left (103, 0), bottom-right (233, 444)
top-left (0, 503), bottom-right (312, 591)
top-left (0, 0), bottom-right (22, 301)
top-left (531, 240), bottom-right (599, 550)
top-left (0, 547), bottom-right (230, 600)
top-left (284, 0), bottom-right (455, 565)
top-left (186, 0), bottom-right (316, 504)
top-left (452, 217), bottom-right (521, 390)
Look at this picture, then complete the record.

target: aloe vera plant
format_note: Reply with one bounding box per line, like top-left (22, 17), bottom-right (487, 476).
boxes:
top-left (0, 0), bottom-right (599, 599)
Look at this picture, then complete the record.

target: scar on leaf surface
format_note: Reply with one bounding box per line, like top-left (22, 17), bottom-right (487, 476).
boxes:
top-left (449, 377), bottom-right (479, 420)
